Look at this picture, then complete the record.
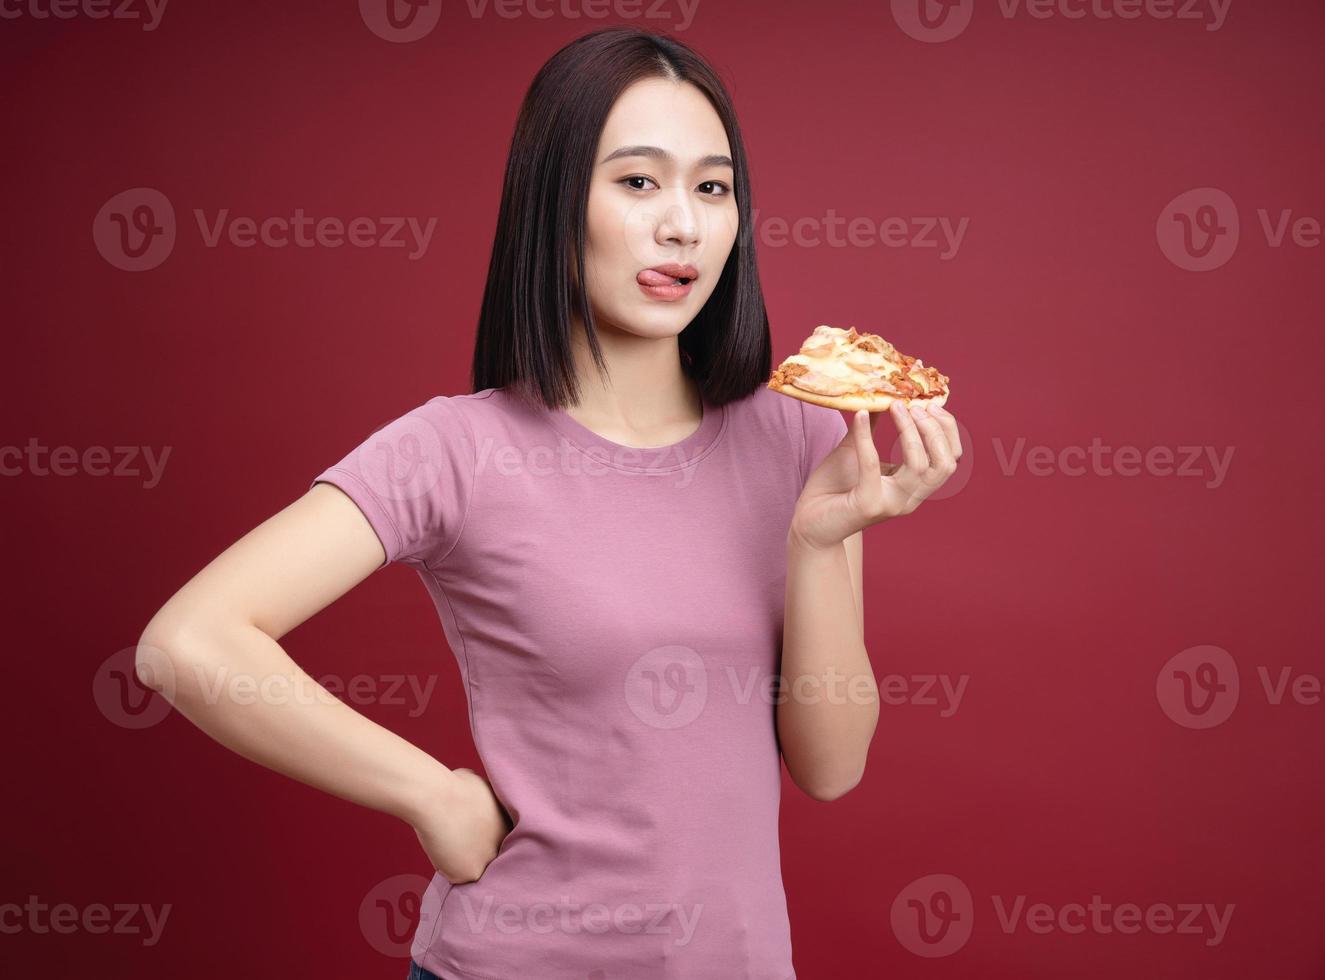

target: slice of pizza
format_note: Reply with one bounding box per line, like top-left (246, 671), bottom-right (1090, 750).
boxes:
top-left (767, 324), bottom-right (951, 412)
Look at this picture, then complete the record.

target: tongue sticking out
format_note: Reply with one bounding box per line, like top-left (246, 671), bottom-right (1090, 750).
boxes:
top-left (638, 269), bottom-right (684, 286)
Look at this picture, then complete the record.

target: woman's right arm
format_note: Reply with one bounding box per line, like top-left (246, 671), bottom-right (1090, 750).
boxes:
top-left (136, 481), bottom-right (509, 883)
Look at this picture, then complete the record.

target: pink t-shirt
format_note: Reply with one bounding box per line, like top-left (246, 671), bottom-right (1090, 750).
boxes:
top-left (311, 384), bottom-right (847, 980)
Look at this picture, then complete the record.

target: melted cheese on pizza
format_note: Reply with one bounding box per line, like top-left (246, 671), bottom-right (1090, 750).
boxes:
top-left (770, 325), bottom-right (949, 400)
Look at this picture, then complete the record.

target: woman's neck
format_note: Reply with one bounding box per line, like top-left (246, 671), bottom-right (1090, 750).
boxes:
top-left (561, 318), bottom-right (703, 449)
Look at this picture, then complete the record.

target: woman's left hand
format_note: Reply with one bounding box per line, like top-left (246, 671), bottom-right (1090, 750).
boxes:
top-left (790, 400), bottom-right (963, 550)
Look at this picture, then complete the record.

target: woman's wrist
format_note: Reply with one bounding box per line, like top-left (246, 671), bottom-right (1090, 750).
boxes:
top-left (395, 756), bottom-right (460, 828)
top-left (788, 511), bottom-right (847, 554)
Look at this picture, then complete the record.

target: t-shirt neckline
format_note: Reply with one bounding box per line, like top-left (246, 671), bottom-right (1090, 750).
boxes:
top-left (544, 390), bottom-right (727, 473)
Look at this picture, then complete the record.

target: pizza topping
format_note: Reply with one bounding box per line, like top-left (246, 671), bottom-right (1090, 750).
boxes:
top-left (861, 372), bottom-right (904, 395)
top-left (891, 374), bottom-right (924, 397)
top-left (779, 357), bottom-right (863, 397)
top-left (845, 352), bottom-right (895, 376)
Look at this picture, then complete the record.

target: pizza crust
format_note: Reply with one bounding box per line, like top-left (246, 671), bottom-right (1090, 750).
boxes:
top-left (767, 379), bottom-right (950, 413)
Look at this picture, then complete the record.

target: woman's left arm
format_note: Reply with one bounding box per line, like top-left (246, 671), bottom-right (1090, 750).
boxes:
top-left (778, 401), bottom-right (963, 801)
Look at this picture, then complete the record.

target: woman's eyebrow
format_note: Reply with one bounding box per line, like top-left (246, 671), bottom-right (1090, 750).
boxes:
top-left (599, 145), bottom-right (734, 169)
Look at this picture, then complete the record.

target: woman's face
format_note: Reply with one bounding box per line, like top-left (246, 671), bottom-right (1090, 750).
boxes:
top-left (579, 77), bottom-right (739, 341)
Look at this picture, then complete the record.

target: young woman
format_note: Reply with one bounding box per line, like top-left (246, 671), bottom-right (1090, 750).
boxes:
top-left (138, 27), bottom-right (961, 980)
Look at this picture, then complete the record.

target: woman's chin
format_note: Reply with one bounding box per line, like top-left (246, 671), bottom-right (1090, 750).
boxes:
top-left (630, 302), bottom-right (696, 334)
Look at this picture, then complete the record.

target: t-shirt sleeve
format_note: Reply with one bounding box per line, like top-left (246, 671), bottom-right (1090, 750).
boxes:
top-left (309, 395), bottom-right (476, 570)
top-left (798, 399), bottom-right (848, 487)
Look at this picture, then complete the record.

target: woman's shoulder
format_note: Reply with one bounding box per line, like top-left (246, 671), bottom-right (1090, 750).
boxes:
top-left (427, 386), bottom-right (539, 435)
top-left (409, 387), bottom-right (510, 430)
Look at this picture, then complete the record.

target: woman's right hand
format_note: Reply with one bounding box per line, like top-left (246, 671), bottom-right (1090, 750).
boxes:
top-left (411, 767), bottom-right (513, 885)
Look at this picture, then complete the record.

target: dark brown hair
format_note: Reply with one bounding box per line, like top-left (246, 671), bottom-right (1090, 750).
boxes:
top-left (470, 27), bottom-right (771, 410)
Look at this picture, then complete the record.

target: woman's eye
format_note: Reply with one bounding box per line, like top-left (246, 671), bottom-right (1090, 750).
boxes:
top-left (620, 176), bottom-right (732, 197)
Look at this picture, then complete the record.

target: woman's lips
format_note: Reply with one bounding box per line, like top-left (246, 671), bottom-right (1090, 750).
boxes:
top-left (637, 268), bottom-right (694, 301)
top-left (637, 279), bottom-right (693, 301)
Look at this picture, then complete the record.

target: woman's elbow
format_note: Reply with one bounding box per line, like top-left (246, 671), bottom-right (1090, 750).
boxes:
top-left (135, 611), bottom-right (217, 702)
top-left (795, 765), bottom-right (866, 803)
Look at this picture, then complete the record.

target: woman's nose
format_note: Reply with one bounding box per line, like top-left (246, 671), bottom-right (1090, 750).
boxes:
top-left (654, 194), bottom-right (702, 248)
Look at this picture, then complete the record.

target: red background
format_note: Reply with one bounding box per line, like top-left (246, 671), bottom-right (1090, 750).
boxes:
top-left (4, 0), bottom-right (1323, 976)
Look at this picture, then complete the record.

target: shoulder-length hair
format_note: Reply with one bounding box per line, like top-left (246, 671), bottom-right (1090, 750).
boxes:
top-left (470, 26), bottom-right (771, 410)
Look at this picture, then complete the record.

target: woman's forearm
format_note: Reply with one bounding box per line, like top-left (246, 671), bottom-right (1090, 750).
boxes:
top-left (777, 531), bottom-right (880, 801)
top-left (137, 617), bottom-right (452, 826)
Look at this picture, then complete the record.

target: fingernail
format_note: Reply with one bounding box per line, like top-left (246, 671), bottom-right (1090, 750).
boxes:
top-left (909, 405), bottom-right (925, 419)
